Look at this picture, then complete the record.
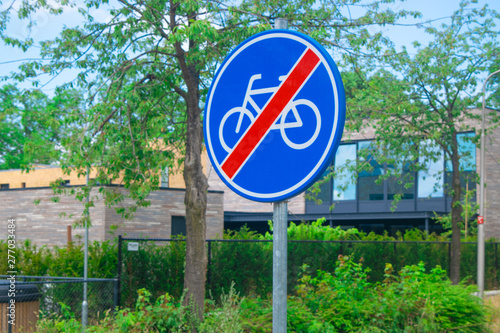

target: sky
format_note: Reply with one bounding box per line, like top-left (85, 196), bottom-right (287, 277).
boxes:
top-left (0, 0), bottom-right (498, 95)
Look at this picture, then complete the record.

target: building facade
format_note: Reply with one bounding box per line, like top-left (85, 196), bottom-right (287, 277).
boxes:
top-left (0, 167), bottom-right (224, 247)
top-left (208, 108), bottom-right (500, 238)
top-left (2, 108), bottom-right (500, 242)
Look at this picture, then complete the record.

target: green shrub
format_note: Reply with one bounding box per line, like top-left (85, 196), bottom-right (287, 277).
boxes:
top-left (37, 303), bottom-right (83, 333)
top-left (36, 257), bottom-right (492, 332)
top-left (120, 239), bottom-right (186, 307)
top-left (240, 258), bottom-right (493, 332)
top-left (200, 282), bottom-right (244, 333)
top-left (285, 257), bottom-right (491, 333)
top-left (4, 220), bottom-right (500, 313)
top-left (240, 297), bottom-right (272, 332)
top-left (209, 226), bottom-right (272, 298)
top-left (37, 285), bottom-right (244, 333)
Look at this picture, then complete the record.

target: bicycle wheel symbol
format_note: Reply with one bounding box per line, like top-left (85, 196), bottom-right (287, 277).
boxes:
top-left (219, 99), bottom-right (321, 153)
top-left (279, 99), bottom-right (321, 150)
top-left (219, 107), bottom-right (255, 153)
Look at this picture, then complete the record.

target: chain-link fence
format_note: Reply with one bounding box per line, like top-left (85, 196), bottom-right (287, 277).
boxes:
top-left (0, 275), bottom-right (118, 332)
top-left (117, 236), bottom-right (500, 308)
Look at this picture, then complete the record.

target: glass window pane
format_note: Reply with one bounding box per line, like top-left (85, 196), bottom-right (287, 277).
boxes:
top-left (333, 144), bottom-right (356, 201)
top-left (387, 161), bottom-right (415, 200)
top-left (459, 133), bottom-right (476, 171)
top-left (316, 169), bottom-right (332, 204)
top-left (160, 167), bottom-right (169, 188)
top-left (445, 133), bottom-right (476, 171)
top-left (386, 142), bottom-right (416, 200)
top-left (171, 216), bottom-right (186, 237)
top-left (358, 141), bottom-right (384, 201)
top-left (418, 140), bottom-right (444, 198)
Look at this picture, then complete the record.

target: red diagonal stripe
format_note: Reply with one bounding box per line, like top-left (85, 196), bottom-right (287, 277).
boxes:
top-left (221, 48), bottom-right (320, 179)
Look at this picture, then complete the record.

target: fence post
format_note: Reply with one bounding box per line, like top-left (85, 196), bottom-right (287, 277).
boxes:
top-left (113, 278), bottom-right (119, 312)
top-left (116, 235), bottom-right (122, 308)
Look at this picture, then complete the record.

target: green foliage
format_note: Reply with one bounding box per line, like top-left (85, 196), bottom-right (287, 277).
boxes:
top-left (0, 238), bottom-right (119, 278)
top-left (336, 0), bottom-right (500, 283)
top-left (36, 303), bottom-right (83, 333)
top-left (436, 188), bottom-right (480, 238)
top-left (37, 285), bottom-right (244, 333)
top-left (0, 0), bottom-right (422, 228)
top-left (37, 289), bottom-right (191, 333)
top-left (200, 282), bottom-right (244, 333)
top-left (3, 225), bottom-right (496, 331)
top-left (120, 239), bottom-right (186, 306)
top-left (210, 227), bottom-right (272, 298)
top-left (263, 218), bottom-right (361, 241)
top-left (239, 297), bottom-right (272, 332)
top-left (0, 85), bottom-right (81, 170)
top-left (0, 0), bottom-right (424, 317)
top-left (292, 256), bottom-right (372, 332)
top-left (6, 221), bottom-right (500, 312)
top-left (36, 261), bottom-right (493, 332)
top-left (240, 258), bottom-right (492, 332)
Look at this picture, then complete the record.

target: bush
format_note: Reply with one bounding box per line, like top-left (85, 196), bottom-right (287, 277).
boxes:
top-left (120, 239), bottom-right (186, 306)
top-left (239, 258), bottom-right (492, 332)
top-left (37, 285), bottom-right (244, 333)
top-left (37, 257), bottom-right (493, 332)
top-left (209, 226), bottom-right (272, 298)
top-left (283, 257), bottom-right (491, 333)
top-left (4, 220), bottom-right (500, 311)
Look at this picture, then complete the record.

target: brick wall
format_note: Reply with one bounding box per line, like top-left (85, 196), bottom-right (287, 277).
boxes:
top-left (0, 187), bottom-right (223, 247)
top-left (0, 188), bottom-right (105, 247)
top-left (103, 188), bottom-right (224, 240)
top-left (484, 116), bottom-right (500, 238)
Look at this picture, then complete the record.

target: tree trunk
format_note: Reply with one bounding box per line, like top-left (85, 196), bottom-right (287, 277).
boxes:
top-left (170, 5), bottom-right (208, 322)
top-left (450, 136), bottom-right (462, 285)
top-left (183, 94), bottom-right (208, 319)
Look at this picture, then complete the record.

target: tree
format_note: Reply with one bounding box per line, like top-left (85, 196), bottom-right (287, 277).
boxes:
top-left (1, 0), bottom-right (419, 319)
top-left (0, 85), bottom-right (80, 170)
top-left (348, 1), bottom-right (499, 284)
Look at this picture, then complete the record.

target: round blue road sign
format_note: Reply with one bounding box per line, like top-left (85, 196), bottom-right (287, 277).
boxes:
top-left (204, 30), bottom-right (345, 202)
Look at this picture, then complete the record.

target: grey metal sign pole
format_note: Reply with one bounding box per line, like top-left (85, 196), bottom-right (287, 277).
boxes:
top-left (82, 166), bottom-right (89, 329)
top-left (273, 200), bottom-right (288, 332)
top-left (273, 17), bottom-right (289, 333)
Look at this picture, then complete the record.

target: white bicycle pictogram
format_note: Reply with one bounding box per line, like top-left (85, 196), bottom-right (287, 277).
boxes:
top-left (218, 74), bottom-right (321, 153)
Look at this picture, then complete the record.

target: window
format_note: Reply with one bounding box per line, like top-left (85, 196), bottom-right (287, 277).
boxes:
top-left (358, 141), bottom-right (384, 200)
top-left (333, 144), bottom-right (356, 201)
top-left (387, 161), bottom-right (415, 200)
top-left (315, 168), bottom-right (332, 204)
top-left (306, 133), bottom-right (477, 215)
top-left (458, 132), bottom-right (476, 171)
top-left (445, 132), bottom-right (476, 195)
top-left (160, 167), bottom-right (169, 188)
top-left (0, 184), bottom-right (9, 190)
top-left (171, 216), bottom-right (186, 237)
top-left (387, 143), bottom-right (416, 200)
top-left (418, 140), bottom-right (444, 198)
